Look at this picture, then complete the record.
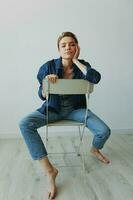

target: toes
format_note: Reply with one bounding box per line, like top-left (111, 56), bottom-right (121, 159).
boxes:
top-left (103, 157), bottom-right (110, 164)
top-left (98, 155), bottom-right (110, 164)
top-left (48, 192), bottom-right (52, 200)
top-left (48, 191), bottom-right (56, 200)
top-left (91, 150), bottom-right (110, 164)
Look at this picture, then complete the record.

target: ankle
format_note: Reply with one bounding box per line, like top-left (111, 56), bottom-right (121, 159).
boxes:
top-left (91, 147), bottom-right (99, 153)
top-left (47, 166), bottom-right (54, 174)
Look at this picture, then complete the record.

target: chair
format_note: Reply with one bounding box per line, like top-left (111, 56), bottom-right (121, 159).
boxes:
top-left (42, 79), bottom-right (94, 169)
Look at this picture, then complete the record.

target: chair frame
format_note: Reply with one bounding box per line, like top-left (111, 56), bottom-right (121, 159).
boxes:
top-left (42, 78), bottom-right (94, 168)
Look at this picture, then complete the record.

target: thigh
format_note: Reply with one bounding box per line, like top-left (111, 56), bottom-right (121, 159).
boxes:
top-left (66, 108), bottom-right (109, 135)
top-left (20, 110), bottom-right (61, 129)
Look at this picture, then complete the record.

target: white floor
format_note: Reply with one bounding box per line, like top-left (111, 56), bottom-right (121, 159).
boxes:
top-left (0, 133), bottom-right (133, 200)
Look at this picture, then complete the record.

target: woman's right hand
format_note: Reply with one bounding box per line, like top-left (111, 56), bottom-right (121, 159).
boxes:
top-left (45, 74), bottom-right (58, 83)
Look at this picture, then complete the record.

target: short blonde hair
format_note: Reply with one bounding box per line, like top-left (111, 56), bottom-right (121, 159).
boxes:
top-left (57, 32), bottom-right (78, 49)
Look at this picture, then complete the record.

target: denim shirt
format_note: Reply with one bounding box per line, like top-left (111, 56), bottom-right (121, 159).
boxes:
top-left (37, 57), bottom-right (101, 114)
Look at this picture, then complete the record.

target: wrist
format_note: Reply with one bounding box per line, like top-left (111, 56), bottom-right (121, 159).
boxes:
top-left (72, 58), bottom-right (78, 63)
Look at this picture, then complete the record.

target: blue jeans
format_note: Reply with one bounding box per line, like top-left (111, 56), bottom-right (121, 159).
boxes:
top-left (19, 109), bottom-right (111, 160)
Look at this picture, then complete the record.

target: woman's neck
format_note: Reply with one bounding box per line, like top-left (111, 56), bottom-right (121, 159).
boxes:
top-left (62, 59), bottom-right (73, 79)
top-left (62, 58), bottom-right (73, 69)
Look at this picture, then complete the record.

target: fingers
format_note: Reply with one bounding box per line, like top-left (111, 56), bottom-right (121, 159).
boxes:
top-left (46, 74), bottom-right (58, 83)
top-left (76, 45), bottom-right (80, 56)
top-left (73, 45), bottom-right (80, 60)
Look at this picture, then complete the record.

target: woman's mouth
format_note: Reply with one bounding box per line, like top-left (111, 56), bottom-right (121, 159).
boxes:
top-left (65, 52), bottom-right (72, 54)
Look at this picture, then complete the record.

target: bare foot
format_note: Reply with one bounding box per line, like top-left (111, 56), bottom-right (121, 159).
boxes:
top-left (47, 167), bottom-right (58, 199)
top-left (90, 147), bottom-right (110, 164)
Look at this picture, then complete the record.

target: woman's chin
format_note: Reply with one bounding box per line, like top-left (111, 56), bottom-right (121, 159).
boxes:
top-left (62, 56), bottom-right (73, 60)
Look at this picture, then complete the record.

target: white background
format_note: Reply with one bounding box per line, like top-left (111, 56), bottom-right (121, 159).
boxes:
top-left (0, 0), bottom-right (133, 137)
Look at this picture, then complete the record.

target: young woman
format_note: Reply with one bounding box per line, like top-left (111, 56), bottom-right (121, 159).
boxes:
top-left (19, 32), bottom-right (111, 199)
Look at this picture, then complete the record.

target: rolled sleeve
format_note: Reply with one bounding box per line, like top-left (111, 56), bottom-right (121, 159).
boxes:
top-left (85, 68), bottom-right (101, 84)
top-left (38, 85), bottom-right (45, 100)
top-left (80, 60), bottom-right (101, 84)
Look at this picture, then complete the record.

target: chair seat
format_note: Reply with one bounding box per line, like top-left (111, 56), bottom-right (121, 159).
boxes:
top-left (47, 120), bottom-right (84, 126)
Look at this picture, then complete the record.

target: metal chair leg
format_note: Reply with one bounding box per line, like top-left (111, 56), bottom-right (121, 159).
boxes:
top-left (77, 125), bottom-right (85, 156)
top-left (45, 125), bottom-right (48, 149)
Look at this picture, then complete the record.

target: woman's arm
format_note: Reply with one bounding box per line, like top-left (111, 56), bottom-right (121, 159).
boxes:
top-left (72, 45), bottom-right (101, 84)
top-left (72, 45), bottom-right (87, 75)
top-left (73, 58), bottom-right (87, 75)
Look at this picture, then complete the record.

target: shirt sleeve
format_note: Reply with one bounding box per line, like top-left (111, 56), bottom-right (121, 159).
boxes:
top-left (81, 60), bottom-right (101, 84)
top-left (37, 62), bottom-right (49, 100)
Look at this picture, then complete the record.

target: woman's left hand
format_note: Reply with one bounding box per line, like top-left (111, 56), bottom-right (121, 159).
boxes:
top-left (72, 45), bottom-right (80, 61)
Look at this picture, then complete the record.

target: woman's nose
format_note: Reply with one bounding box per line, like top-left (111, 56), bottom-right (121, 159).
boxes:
top-left (66, 45), bottom-right (70, 50)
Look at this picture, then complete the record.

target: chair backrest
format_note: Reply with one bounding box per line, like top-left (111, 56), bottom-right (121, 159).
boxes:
top-left (42, 79), bottom-right (94, 96)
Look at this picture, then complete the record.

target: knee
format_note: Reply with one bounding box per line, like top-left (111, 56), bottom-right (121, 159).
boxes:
top-left (19, 117), bottom-right (27, 130)
top-left (19, 116), bottom-right (34, 130)
top-left (103, 126), bottom-right (111, 139)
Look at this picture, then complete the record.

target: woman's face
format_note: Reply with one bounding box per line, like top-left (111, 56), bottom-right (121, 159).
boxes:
top-left (58, 36), bottom-right (77, 60)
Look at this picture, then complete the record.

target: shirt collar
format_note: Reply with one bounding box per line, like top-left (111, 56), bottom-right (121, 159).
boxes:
top-left (55, 57), bottom-right (63, 70)
top-left (55, 57), bottom-right (77, 71)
